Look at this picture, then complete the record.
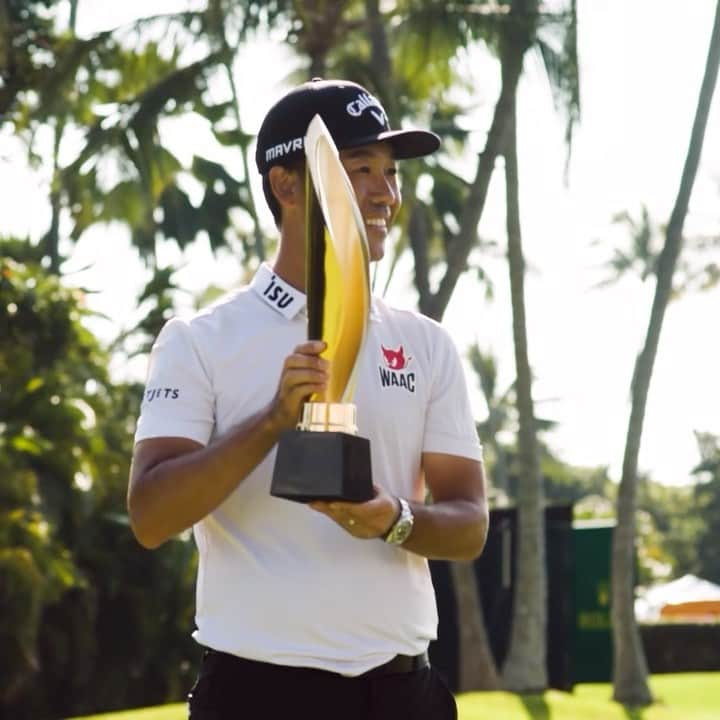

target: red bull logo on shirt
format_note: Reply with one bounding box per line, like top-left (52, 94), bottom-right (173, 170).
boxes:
top-left (379, 345), bottom-right (415, 392)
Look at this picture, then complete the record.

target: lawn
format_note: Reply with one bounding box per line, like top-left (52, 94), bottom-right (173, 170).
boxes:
top-left (457, 673), bottom-right (720, 719)
top-left (67, 673), bottom-right (720, 720)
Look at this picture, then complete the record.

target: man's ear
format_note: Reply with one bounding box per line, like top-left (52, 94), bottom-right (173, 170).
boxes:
top-left (268, 165), bottom-right (303, 210)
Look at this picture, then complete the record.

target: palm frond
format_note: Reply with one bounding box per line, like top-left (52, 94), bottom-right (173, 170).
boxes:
top-left (535, 0), bottom-right (579, 160)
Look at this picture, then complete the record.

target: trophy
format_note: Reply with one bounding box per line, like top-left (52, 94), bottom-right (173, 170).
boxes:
top-left (270, 115), bottom-right (374, 503)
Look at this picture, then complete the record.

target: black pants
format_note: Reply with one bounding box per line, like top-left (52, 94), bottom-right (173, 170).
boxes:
top-left (188, 650), bottom-right (457, 720)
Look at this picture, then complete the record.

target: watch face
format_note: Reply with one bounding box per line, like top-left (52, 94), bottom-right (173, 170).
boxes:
top-left (392, 520), bottom-right (413, 544)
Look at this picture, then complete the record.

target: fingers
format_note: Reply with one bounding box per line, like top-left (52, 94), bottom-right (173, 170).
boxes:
top-left (310, 501), bottom-right (375, 538)
top-left (271, 341), bottom-right (329, 430)
top-left (281, 341), bottom-right (329, 397)
top-left (291, 340), bottom-right (327, 357)
top-left (283, 341), bottom-right (328, 376)
top-left (310, 489), bottom-right (398, 540)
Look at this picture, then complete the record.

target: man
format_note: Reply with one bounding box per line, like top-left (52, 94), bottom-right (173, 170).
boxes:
top-left (128, 78), bottom-right (488, 720)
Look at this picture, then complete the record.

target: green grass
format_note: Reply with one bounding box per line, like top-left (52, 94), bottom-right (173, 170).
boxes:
top-left (67, 673), bottom-right (720, 720)
top-left (457, 673), bottom-right (720, 720)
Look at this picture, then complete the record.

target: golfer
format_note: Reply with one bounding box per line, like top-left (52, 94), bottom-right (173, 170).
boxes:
top-left (128, 78), bottom-right (488, 720)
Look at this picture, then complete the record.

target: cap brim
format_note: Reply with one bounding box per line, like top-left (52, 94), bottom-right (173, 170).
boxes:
top-left (341, 128), bottom-right (440, 159)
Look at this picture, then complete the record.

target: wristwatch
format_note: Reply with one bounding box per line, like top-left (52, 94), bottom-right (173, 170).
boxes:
top-left (383, 497), bottom-right (414, 545)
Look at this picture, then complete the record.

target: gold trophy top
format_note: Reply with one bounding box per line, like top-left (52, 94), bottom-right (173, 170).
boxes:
top-left (304, 114), bottom-right (371, 407)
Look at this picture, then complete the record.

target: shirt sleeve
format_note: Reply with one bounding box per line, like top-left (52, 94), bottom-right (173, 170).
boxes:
top-left (134, 317), bottom-right (215, 445)
top-left (422, 325), bottom-right (483, 461)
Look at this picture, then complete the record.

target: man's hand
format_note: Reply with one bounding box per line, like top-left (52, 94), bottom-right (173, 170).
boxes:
top-left (269, 340), bottom-right (329, 432)
top-left (309, 484), bottom-right (400, 539)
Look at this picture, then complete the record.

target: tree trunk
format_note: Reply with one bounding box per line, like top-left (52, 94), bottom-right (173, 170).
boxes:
top-left (225, 60), bottom-right (265, 262)
top-left (296, 0), bottom-right (350, 80)
top-left (0, 1), bottom-right (9, 79)
top-left (408, 200), bottom-right (432, 312)
top-left (423, 68), bottom-right (516, 320)
top-left (611, 0), bottom-right (720, 706)
top-left (364, 0), bottom-right (400, 125)
top-left (450, 561), bottom-right (500, 691)
top-left (45, 127), bottom-right (63, 274)
top-left (499, 61), bottom-right (547, 692)
top-left (43, 3), bottom-right (80, 273)
top-left (490, 439), bottom-right (510, 501)
top-left (70, 0), bottom-right (79, 29)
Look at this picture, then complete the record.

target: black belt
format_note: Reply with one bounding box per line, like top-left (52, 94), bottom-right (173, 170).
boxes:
top-left (362, 652), bottom-right (429, 677)
top-left (203, 649), bottom-right (429, 678)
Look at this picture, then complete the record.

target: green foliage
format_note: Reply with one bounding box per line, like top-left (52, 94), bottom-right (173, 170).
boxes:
top-left (0, 0), bottom-right (58, 116)
top-left (542, 459), bottom-right (610, 506)
top-left (691, 432), bottom-right (720, 583)
top-left (59, 48), bottom-right (246, 260)
top-left (599, 206), bottom-right (662, 285)
top-left (468, 342), bottom-right (572, 505)
top-left (634, 479), bottom-right (703, 582)
top-left (0, 255), bottom-right (198, 718)
top-left (695, 474), bottom-right (720, 583)
top-left (0, 545), bottom-right (44, 702)
top-left (3, 3), bottom-right (269, 355)
top-left (392, 0), bottom-right (502, 94)
top-left (599, 206), bottom-right (720, 296)
top-left (0, 256), bottom-right (97, 709)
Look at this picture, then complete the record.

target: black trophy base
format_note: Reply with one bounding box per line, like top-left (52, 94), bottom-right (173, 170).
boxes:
top-left (271, 430), bottom-right (373, 503)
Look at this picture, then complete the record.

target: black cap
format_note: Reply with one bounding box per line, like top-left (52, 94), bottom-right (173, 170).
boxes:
top-left (255, 78), bottom-right (440, 175)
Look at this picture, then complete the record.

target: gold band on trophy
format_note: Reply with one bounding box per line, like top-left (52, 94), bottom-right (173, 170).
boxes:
top-left (298, 402), bottom-right (358, 434)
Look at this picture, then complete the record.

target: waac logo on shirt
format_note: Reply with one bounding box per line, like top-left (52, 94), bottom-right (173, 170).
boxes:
top-left (378, 344), bottom-right (415, 393)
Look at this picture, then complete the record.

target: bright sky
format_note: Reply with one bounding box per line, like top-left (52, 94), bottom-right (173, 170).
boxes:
top-left (2, 0), bottom-right (719, 487)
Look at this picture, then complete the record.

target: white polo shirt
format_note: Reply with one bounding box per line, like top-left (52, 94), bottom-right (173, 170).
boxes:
top-left (135, 263), bottom-right (482, 676)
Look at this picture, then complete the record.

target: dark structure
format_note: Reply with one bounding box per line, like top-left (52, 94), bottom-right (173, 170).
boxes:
top-left (429, 505), bottom-right (576, 691)
top-left (641, 624), bottom-right (720, 673)
top-left (571, 520), bottom-right (614, 682)
top-left (430, 513), bottom-right (719, 688)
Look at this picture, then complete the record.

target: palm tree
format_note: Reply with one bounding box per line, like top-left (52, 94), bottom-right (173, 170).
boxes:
top-left (399, 0), bottom-right (578, 690)
top-left (450, 560), bottom-right (501, 691)
top-left (390, 0), bottom-right (579, 324)
top-left (494, 0), bottom-right (547, 690)
top-left (367, 0), bottom-right (579, 690)
top-left (469, 345), bottom-right (513, 501)
top-left (611, 0), bottom-right (720, 706)
top-left (7, 3), bottom-right (282, 350)
top-left (598, 204), bottom-right (720, 296)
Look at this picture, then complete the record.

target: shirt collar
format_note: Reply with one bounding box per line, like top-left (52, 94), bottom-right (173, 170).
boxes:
top-left (250, 263), bottom-right (307, 320)
top-left (250, 262), bottom-right (382, 324)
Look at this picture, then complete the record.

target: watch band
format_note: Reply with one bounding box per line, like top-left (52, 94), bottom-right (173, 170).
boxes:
top-left (383, 497), bottom-right (414, 545)
top-left (382, 499), bottom-right (403, 541)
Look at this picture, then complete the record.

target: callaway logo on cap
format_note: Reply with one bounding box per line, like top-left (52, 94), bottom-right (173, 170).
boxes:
top-left (255, 78), bottom-right (440, 174)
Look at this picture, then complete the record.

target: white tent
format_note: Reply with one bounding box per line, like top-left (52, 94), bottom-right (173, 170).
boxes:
top-left (635, 574), bottom-right (720, 622)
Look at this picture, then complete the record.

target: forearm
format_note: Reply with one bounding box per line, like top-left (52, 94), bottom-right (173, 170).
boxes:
top-left (128, 407), bottom-right (281, 548)
top-left (401, 498), bottom-right (489, 561)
